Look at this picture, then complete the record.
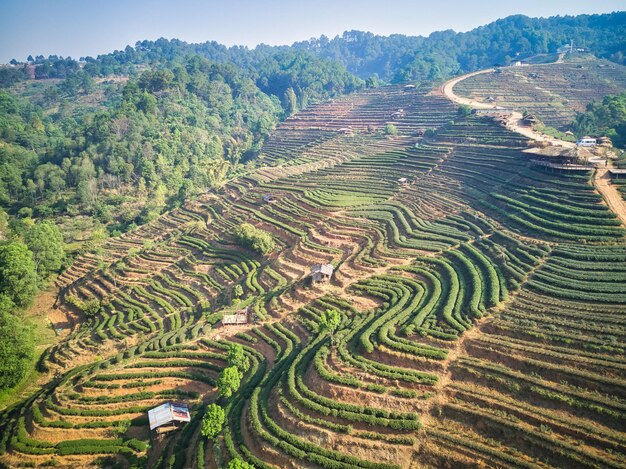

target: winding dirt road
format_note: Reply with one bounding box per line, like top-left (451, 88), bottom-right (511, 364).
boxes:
top-left (441, 67), bottom-right (626, 228)
top-left (595, 168), bottom-right (626, 227)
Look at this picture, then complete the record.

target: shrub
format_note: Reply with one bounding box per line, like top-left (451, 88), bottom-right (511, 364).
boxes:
top-left (234, 224), bottom-right (275, 255)
top-left (201, 404), bottom-right (225, 439)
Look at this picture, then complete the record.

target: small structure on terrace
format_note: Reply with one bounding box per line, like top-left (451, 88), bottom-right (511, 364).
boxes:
top-left (262, 194), bottom-right (275, 203)
top-left (223, 307), bottom-right (249, 326)
top-left (391, 108), bottom-right (405, 119)
top-left (398, 177), bottom-right (409, 185)
top-left (148, 402), bottom-right (191, 434)
top-left (609, 168), bottom-right (626, 179)
top-left (338, 127), bottom-right (352, 135)
top-left (525, 146), bottom-right (595, 172)
top-left (311, 263), bottom-right (334, 283)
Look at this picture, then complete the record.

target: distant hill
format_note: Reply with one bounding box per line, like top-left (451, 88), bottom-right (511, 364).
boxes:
top-left (454, 55), bottom-right (626, 130)
top-left (2, 11), bottom-right (625, 88)
top-left (295, 12), bottom-right (626, 81)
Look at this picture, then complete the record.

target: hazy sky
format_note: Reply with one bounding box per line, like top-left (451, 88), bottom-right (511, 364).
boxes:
top-left (0, 0), bottom-right (624, 63)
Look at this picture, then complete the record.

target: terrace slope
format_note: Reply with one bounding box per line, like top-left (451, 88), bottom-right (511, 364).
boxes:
top-left (452, 55), bottom-right (626, 130)
top-left (0, 82), bottom-right (625, 469)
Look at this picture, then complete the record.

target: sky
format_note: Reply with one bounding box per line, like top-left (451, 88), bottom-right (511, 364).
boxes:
top-left (0, 0), bottom-right (624, 63)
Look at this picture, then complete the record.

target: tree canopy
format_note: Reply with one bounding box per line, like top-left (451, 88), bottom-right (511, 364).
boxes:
top-left (227, 343), bottom-right (250, 374)
top-left (234, 223), bottom-right (275, 255)
top-left (319, 309), bottom-right (342, 344)
top-left (24, 220), bottom-right (65, 279)
top-left (227, 458), bottom-right (255, 469)
top-left (0, 218), bottom-right (65, 392)
top-left (0, 240), bottom-right (38, 308)
top-left (218, 366), bottom-right (242, 398)
top-left (572, 92), bottom-right (626, 149)
top-left (0, 307), bottom-right (34, 390)
top-left (201, 403), bottom-right (225, 439)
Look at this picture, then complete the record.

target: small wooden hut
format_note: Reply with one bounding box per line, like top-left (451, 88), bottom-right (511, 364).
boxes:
top-left (311, 264), bottom-right (334, 283)
top-left (223, 308), bottom-right (249, 326)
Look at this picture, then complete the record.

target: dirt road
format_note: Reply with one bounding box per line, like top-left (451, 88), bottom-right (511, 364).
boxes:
top-left (441, 69), bottom-right (575, 148)
top-left (441, 67), bottom-right (626, 227)
top-left (595, 168), bottom-right (626, 227)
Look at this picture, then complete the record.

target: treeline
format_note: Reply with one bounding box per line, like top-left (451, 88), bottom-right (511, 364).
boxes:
top-left (0, 58), bottom-right (281, 233)
top-left (294, 12), bottom-right (626, 81)
top-left (3, 12), bottom-right (623, 89)
top-left (572, 92), bottom-right (626, 149)
top-left (0, 217), bottom-right (65, 391)
top-left (0, 50), bottom-right (362, 233)
top-left (84, 11), bottom-right (626, 83)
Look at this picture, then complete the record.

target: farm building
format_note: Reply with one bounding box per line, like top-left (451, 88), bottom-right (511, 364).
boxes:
top-left (391, 109), bottom-right (405, 119)
top-left (398, 177), bottom-right (409, 185)
top-left (148, 402), bottom-right (191, 434)
top-left (223, 308), bottom-right (249, 326)
top-left (403, 84), bottom-right (416, 91)
top-left (609, 169), bottom-right (626, 179)
top-left (262, 194), bottom-right (275, 203)
top-left (337, 127), bottom-right (352, 135)
top-left (311, 263), bottom-right (334, 283)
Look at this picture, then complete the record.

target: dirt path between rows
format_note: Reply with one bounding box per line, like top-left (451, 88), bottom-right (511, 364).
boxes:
top-left (441, 67), bottom-right (626, 228)
top-left (595, 168), bottom-right (626, 227)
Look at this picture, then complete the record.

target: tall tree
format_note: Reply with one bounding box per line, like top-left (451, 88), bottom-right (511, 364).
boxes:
top-left (0, 300), bottom-right (34, 390)
top-left (201, 403), bottom-right (225, 439)
top-left (283, 87), bottom-right (298, 116)
top-left (0, 240), bottom-right (37, 307)
top-left (319, 308), bottom-right (342, 345)
top-left (24, 220), bottom-right (65, 279)
top-left (217, 366), bottom-right (241, 398)
top-left (227, 343), bottom-right (250, 374)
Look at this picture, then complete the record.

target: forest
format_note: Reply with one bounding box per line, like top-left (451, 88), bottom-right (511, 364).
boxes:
top-left (573, 91), bottom-right (626, 148)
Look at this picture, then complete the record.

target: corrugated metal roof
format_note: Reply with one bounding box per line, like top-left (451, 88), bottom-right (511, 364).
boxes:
top-left (148, 402), bottom-right (190, 430)
top-left (311, 264), bottom-right (334, 276)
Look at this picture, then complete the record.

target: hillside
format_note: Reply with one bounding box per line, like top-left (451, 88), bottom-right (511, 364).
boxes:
top-left (453, 55), bottom-right (626, 130)
top-left (1, 9), bottom-right (626, 469)
top-left (1, 69), bottom-right (625, 467)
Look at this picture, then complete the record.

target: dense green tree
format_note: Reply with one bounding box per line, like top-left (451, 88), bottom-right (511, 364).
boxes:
top-left (227, 458), bottom-right (254, 469)
top-left (233, 284), bottom-right (244, 299)
top-left (384, 123), bottom-right (398, 136)
top-left (458, 104), bottom-right (473, 117)
top-left (0, 306), bottom-right (34, 390)
top-left (0, 240), bottom-right (37, 307)
top-left (234, 223), bottom-right (275, 255)
top-left (572, 92), bottom-right (626, 148)
top-left (217, 366), bottom-right (241, 398)
top-left (319, 308), bottom-right (341, 344)
top-left (24, 220), bottom-right (65, 279)
top-left (227, 343), bottom-right (250, 374)
top-left (283, 87), bottom-right (298, 116)
top-left (200, 403), bottom-right (225, 439)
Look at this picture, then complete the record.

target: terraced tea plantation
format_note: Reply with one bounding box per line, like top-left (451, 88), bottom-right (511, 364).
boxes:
top-left (1, 82), bottom-right (625, 469)
top-left (454, 56), bottom-right (626, 130)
